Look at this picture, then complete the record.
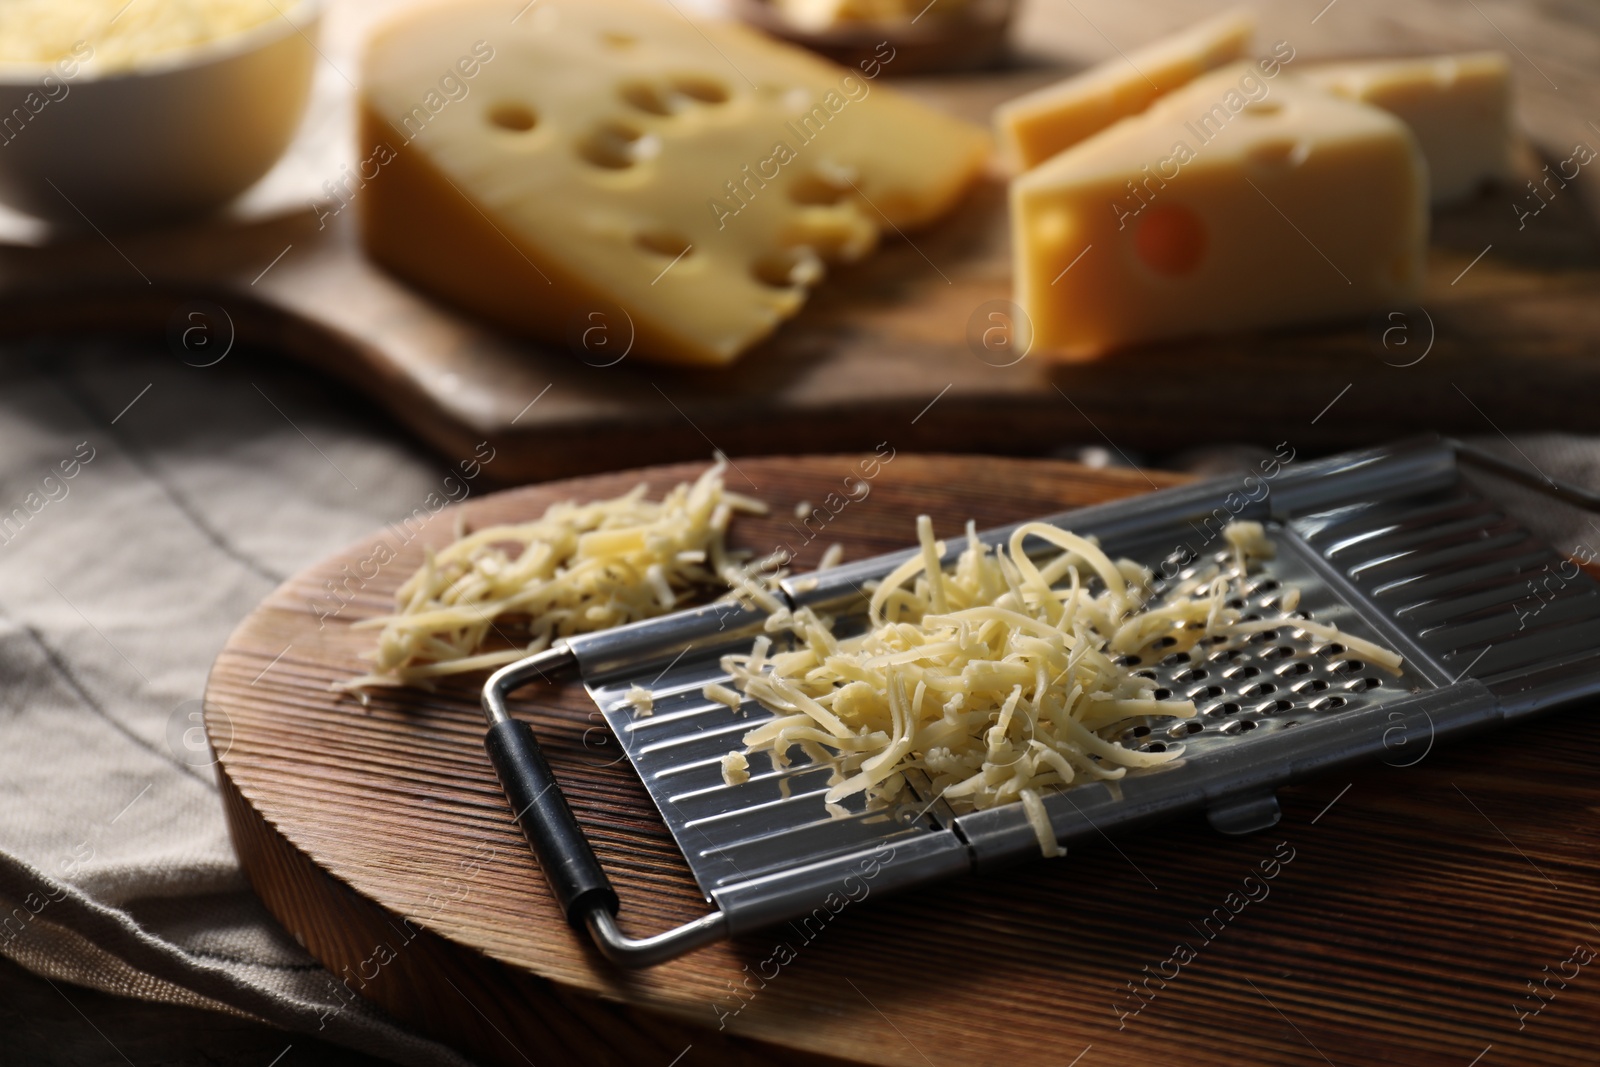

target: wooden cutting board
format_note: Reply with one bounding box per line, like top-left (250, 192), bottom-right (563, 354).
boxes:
top-left (3, 0), bottom-right (1599, 484)
top-left (204, 455), bottom-right (1600, 1067)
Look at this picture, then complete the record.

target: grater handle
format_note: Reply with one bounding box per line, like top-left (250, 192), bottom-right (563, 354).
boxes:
top-left (483, 645), bottom-right (730, 965)
top-left (484, 715), bottom-right (619, 926)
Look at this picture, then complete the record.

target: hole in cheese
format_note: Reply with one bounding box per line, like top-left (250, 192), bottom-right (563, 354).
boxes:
top-left (1247, 137), bottom-right (1311, 168)
top-left (620, 75), bottom-right (730, 117)
top-left (1242, 100), bottom-right (1283, 116)
top-left (578, 120), bottom-right (652, 169)
top-left (788, 171), bottom-right (851, 206)
top-left (487, 102), bottom-right (538, 132)
top-left (1134, 204), bottom-right (1207, 277)
top-left (620, 80), bottom-right (677, 116)
top-left (752, 247), bottom-right (824, 288)
top-left (670, 74), bottom-right (730, 104)
top-left (600, 30), bottom-right (636, 48)
top-left (782, 210), bottom-right (871, 258)
top-left (636, 230), bottom-right (694, 258)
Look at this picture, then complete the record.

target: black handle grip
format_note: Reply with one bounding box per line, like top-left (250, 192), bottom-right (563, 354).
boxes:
top-left (484, 717), bottom-right (619, 926)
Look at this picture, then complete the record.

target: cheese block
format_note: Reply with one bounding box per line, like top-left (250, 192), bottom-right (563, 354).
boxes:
top-left (995, 8), bottom-right (1254, 170)
top-left (1012, 63), bottom-right (1428, 357)
top-left (358, 0), bottom-right (989, 367)
top-left (1303, 53), bottom-right (1513, 205)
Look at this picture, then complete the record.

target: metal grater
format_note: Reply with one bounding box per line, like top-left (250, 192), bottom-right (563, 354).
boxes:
top-left (479, 437), bottom-right (1600, 967)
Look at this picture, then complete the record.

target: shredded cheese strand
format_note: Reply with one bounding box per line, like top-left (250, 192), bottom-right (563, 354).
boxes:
top-left (719, 517), bottom-right (1402, 857)
top-left (344, 459), bottom-right (769, 689)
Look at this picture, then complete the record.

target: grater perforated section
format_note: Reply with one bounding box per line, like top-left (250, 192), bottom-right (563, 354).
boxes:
top-left (1107, 541), bottom-right (1426, 760)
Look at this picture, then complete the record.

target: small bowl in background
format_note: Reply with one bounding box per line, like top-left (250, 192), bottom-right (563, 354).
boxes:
top-left (0, 1), bottom-right (321, 228)
top-left (729, 0), bottom-right (1016, 76)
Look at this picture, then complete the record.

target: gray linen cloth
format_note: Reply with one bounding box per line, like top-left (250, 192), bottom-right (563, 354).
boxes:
top-left (0, 339), bottom-right (476, 1066)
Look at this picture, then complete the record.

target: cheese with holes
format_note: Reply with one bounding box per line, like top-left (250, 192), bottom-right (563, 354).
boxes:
top-left (995, 8), bottom-right (1255, 169)
top-left (1303, 53), bottom-right (1513, 205)
top-left (1012, 63), bottom-right (1427, 357)
top-left (359, 0), bottom-right (988, 367)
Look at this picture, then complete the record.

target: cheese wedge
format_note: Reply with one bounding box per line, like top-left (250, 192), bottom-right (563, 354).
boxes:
top-left (1303, 53), bottom-right (1513, 205)
top-left (359, 0), bottom-right (989, 367)
top-left (1013, 63), bottom-right (1428, 357)
top-left (995, 7), bottom-right (1255, 170)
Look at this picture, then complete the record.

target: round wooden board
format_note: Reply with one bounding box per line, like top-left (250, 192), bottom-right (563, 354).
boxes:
top-left (206, 455), bottom-right (1600, 1067)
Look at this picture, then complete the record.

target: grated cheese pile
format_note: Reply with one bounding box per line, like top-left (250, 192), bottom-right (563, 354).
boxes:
top-left (0, 0), bottom-right (294, 69)
top-left (719, 516), bottom-right (1401, 857)
top-left (345, 460), bottom-right (770, 689)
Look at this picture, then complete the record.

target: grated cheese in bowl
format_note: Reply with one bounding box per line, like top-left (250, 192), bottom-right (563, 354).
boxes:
top-left (0, 0), bottom-right (300, 70)
top-left (718, 516), bottom-right (1400, 856)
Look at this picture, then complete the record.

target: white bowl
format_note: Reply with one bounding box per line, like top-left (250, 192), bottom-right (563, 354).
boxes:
top-left (0, 1), bottom-right (321, 227)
